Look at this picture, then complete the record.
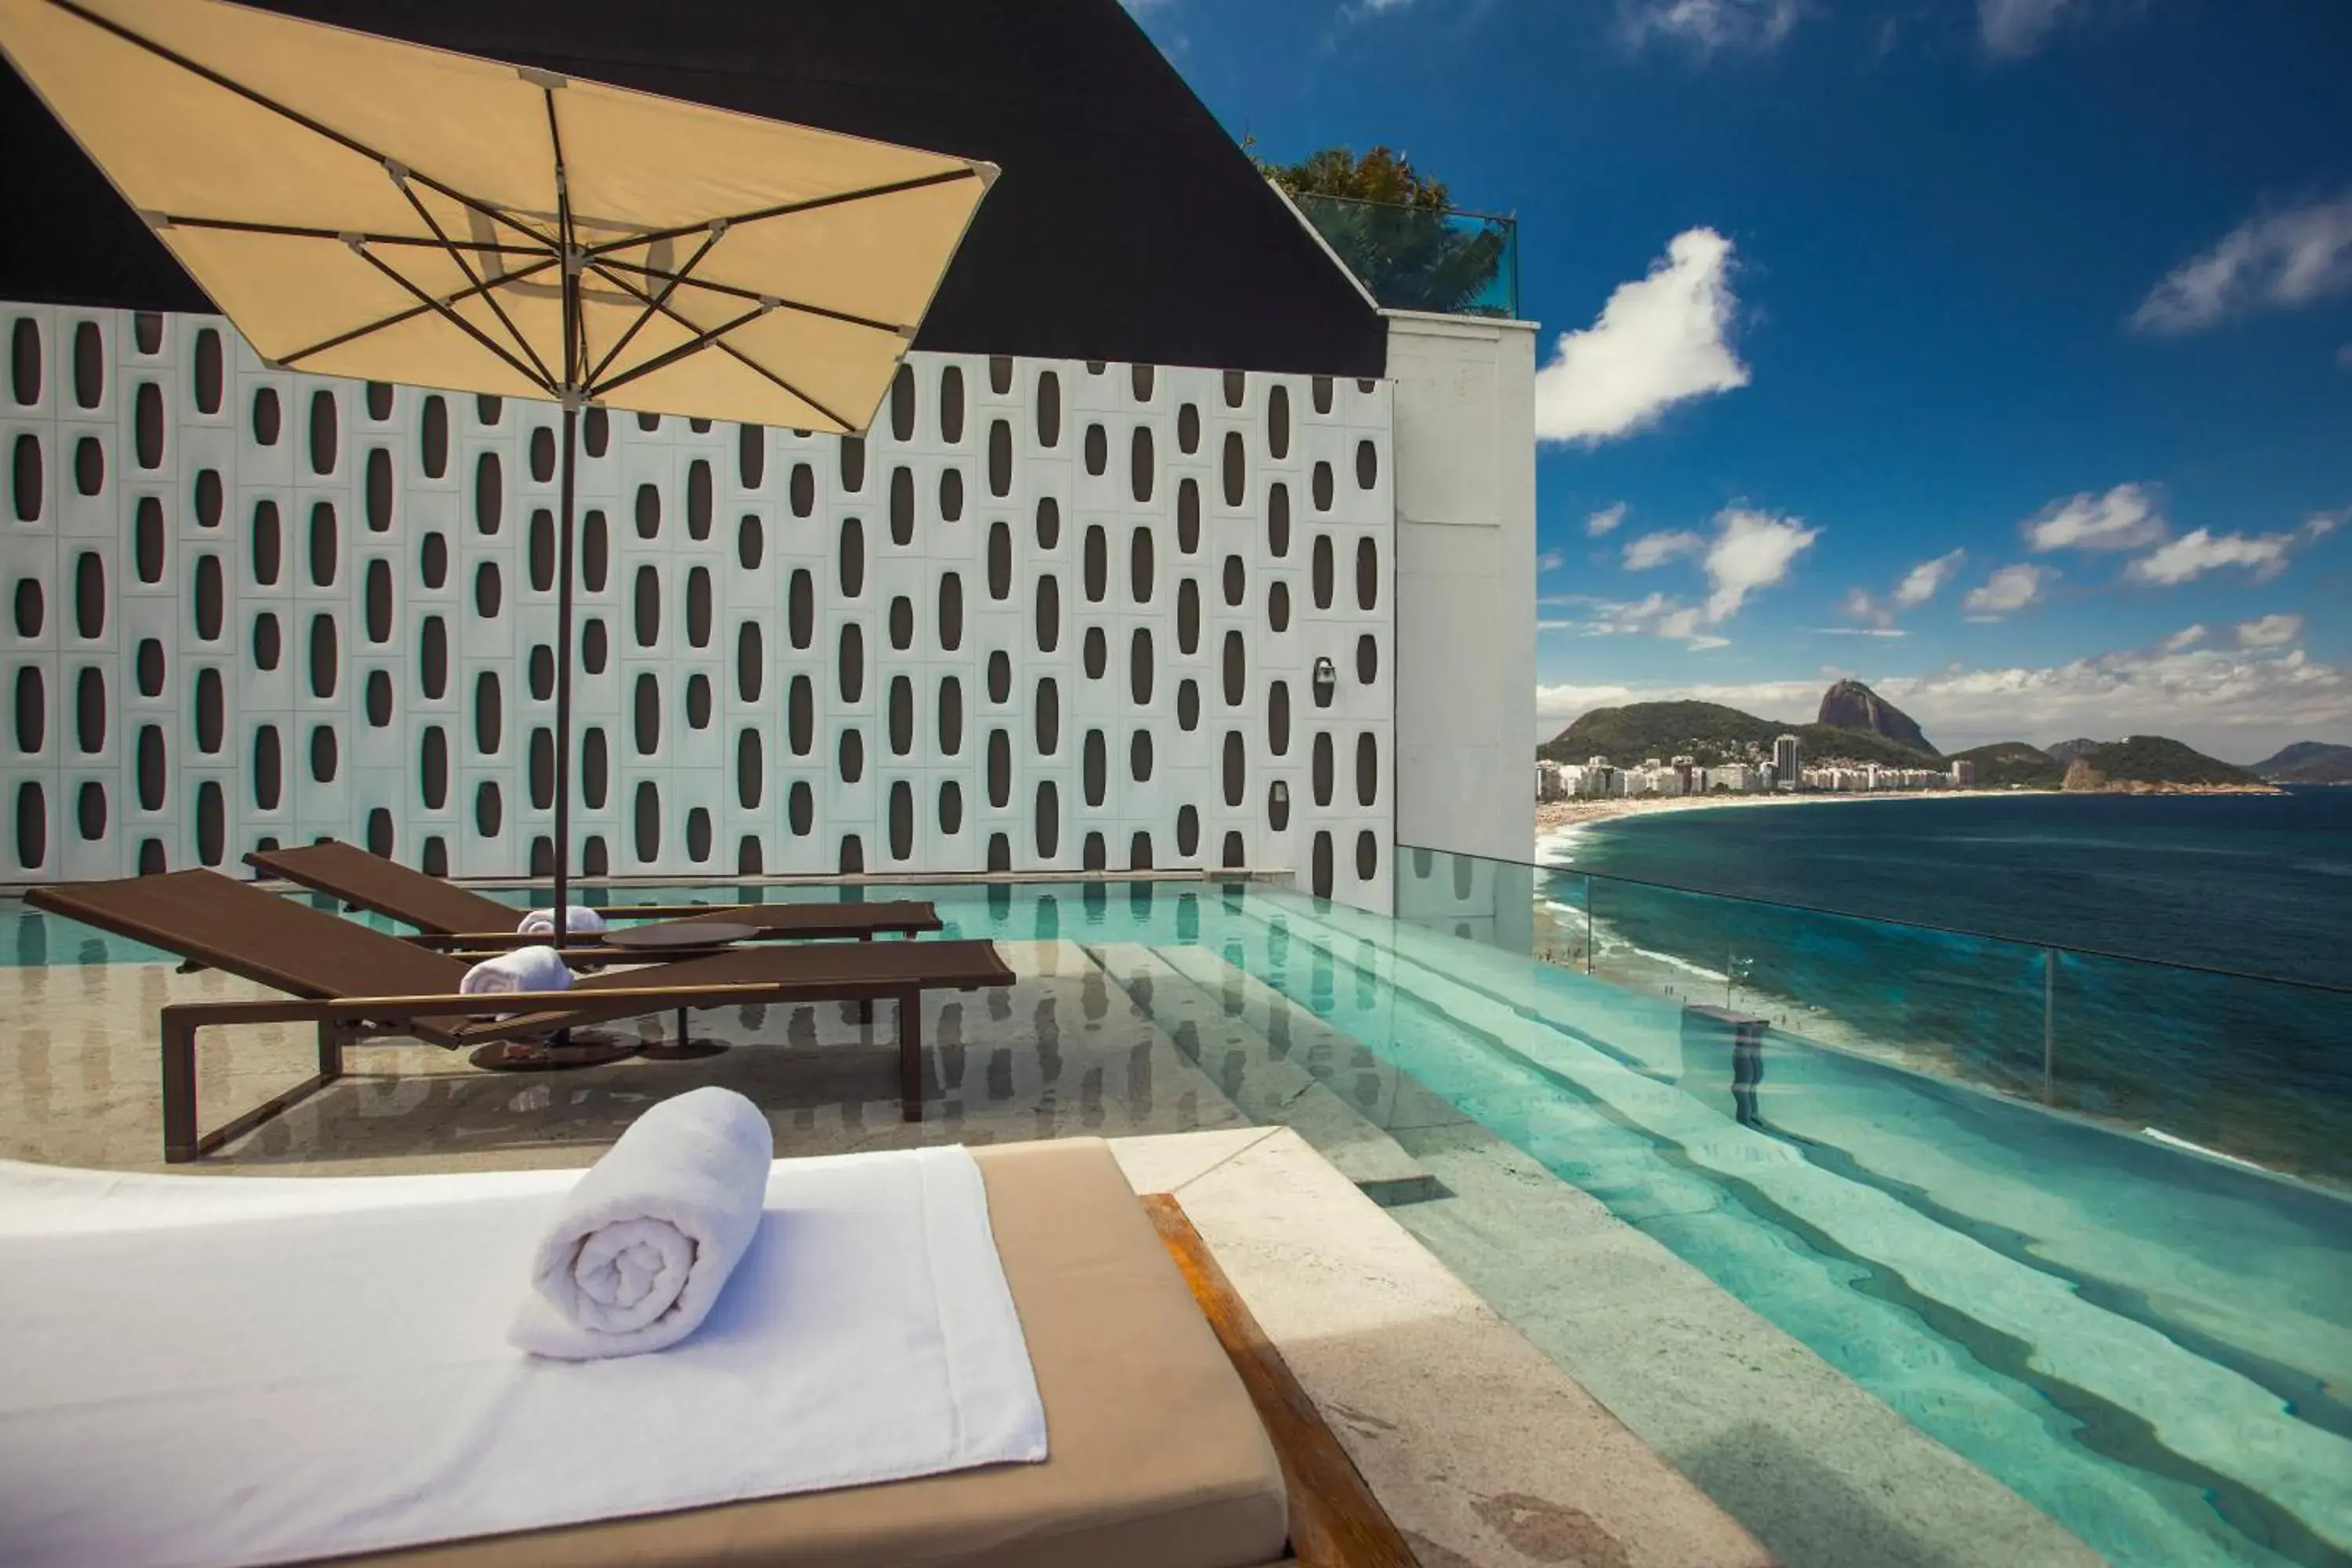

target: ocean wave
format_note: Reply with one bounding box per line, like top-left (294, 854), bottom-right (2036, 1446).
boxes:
top-left (1536, 825), bottom-right (1586, 866)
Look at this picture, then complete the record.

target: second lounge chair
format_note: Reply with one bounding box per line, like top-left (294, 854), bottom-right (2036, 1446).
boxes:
top-left (245, 838), bottom-right (943, 948)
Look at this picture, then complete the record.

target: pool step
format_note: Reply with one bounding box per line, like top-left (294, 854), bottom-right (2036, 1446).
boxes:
top-left (1241, 904), bottom-right (2352, 1561)
top-left (1087, 942), bottom-right (1451, 1206)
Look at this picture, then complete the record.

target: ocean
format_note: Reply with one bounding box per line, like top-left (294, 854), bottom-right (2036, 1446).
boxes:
top-left (1539, 786), bottom-right (2352, 1183)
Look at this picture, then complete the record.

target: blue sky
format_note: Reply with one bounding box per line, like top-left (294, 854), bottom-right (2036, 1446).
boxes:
top-left (1126, 0), bottom-right (2352, 760)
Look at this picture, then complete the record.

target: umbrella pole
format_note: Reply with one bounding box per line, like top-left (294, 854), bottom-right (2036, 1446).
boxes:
top-left (552, 402), bottom-right (577, 949)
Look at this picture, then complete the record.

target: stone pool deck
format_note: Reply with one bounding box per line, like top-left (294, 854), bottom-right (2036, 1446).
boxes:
top-left (0, 940), bottom-right (2105, 1567)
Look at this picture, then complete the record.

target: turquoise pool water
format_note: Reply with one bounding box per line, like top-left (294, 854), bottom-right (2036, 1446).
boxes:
top-left (9, 876), bottom-right (2349, 1566)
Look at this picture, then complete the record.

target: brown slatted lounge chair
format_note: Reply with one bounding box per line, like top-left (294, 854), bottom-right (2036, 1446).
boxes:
top-left (25, 869), bottom-right (1014, 1163)
top-left (245, 839), bottom-right (942, 946)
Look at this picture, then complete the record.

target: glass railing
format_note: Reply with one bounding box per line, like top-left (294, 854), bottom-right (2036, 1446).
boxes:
top-left (1287, 191), bottom-right (1519, 318)
top-left (1395, 844), bottom-right (2352, 1188)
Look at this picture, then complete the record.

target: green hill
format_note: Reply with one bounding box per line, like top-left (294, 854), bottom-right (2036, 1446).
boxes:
top-left (1949, 742), bottom-right (2064, 789)
top-left (2248, 741), bottom-right (2352, 783)
top-left (1541, 699), bottom-right (1940, 770)
top-left (2066, 735), bottom-right (2263, 790)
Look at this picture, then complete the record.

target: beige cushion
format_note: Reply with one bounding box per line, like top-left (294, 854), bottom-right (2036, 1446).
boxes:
top-left (319, 1138), bottom-right (1290, 1568)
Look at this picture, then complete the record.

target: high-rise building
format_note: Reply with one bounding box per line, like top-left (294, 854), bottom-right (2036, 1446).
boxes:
top-left (1773, 735), bottom-right (1800, 790)
top-left (1950, 758), bottom-right (1977, 789)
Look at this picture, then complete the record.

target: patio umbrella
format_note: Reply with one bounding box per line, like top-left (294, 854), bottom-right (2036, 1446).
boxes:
top-left (0, 0), bottom-right (995, 946)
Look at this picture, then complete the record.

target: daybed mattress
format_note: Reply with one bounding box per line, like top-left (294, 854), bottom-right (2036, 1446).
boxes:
top-left (318, 1138), bottom-right (1290, 1568)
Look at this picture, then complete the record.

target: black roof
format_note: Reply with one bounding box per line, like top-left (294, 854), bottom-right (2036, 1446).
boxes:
top-left (0, 0), bottom-right (1384, 376)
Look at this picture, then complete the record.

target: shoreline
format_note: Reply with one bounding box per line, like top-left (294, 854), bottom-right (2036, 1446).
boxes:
top-left (1534, 786), bottom-right (2041, 855)
top-left (1534, 779), bottom-right (2288, 858)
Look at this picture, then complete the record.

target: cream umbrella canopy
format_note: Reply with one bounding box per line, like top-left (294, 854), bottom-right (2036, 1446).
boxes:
top-left (0, 0), bottom-right (994, 936)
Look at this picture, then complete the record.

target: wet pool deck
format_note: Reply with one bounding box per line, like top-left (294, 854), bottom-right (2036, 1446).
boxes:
top-left (0, 939), bottom-right (2103, 1567)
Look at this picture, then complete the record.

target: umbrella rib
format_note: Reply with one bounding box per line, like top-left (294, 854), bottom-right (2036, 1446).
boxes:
top-left (42, 0), bottom-right (552, 252)
top-left (145, 215), bottom-right (546, 256)
top-left (392, 176), bottom-right (557, 389)
top-left (349, 243), bottom-right (554, 394)
top-left (581, 169), bottom-right (980, 260)
top-left (581, 260), bottom-right (855, 431)
top-left (586, 226), bottom-right (724, 390)
top-left (586, 301), bottom-right (768, 397)
top-left (592, 258), bottom-right (908, 338)
top-left (274, 255), bottom-right (561, 368)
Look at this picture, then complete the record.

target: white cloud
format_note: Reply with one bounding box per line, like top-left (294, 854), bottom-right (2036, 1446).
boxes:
top-left (1537, 546), bottom-right (1569, 572)
top-left (1813, 626), bottom-right (1907, 637)
top-left (2132, 188), bottom-right (2352, 335)
top-left (1977, 0), bottom-right (2078, 57)
top-left (1576, 592), bottom-right (1727, 650)
top-left (1533, 229), bottom-right (1750, 445)
top-left (1617, 0), bottom-right (1799, 53)
top-left (1563, 504), bottom-right (1815, 649)
top-left (2126, 528), bottom-right (2297, 586)
top-left (1622, 530), bottom-right (1704, 571)
top-left (1844, 548), bottom-right (1965, 627)
top-left (2162, 624), bottom-right (2208, 652)
top-left (2022, 483), bottom-right (2168, 553)
top-left (1892, 548), bottom-right (1966, 608)
top-left (1703, 506), bottom-right (1819, 621)
top-left (1962, 563), bottom-right (2053, 619)
top-left (1537, 637), bottom-right (2350, 761)
top-left (2237, 614), bottom-right (2302, 649)
top-left (2307, 508), bottom-right (2347, 541)
top-left (1586, 503), bottom-right (1629, 537)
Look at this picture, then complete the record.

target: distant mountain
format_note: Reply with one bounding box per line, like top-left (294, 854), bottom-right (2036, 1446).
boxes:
top-left (1541, 698), bottom-right (1940, 771)
top-left (2247, 741), bottom-right (2352, 784)
top-left (1949, 742), bottom-right (2064, 789)
top-left (2045, 738), bottom-right (2103, 766)
top-left (1817, 679), bottom-right (1940, 757)
top-left (2061, 736), bottom-right (2272, 793)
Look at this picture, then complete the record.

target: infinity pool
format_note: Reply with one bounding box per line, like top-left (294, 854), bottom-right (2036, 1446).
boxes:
top-left (7, 874), bottom-right (2348, 1566)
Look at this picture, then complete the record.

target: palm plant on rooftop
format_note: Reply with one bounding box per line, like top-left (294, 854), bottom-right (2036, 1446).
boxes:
top-left (1253, 143), bottom-right (1509, 315)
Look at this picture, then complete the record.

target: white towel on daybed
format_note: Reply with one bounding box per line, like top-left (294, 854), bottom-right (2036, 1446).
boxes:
top-left (519, 905), bottom-right (606, 937)
top-left (0, 1144), bottom-right (1045, 1568)
top-left (513, 1087), bottom-right (772, 1359)
top-left (459, 944), bottom-right (573, 999)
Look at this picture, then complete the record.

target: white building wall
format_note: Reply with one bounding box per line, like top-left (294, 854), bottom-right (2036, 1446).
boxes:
top-left (1385, 308), bottom-right (1537, 941)
top-left (0, 303), bottom-right (1397, 910)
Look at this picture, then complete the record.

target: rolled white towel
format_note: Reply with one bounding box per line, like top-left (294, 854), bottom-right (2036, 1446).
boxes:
top-left (511, 1087), bottom-right (775, 1360)
top-left (519, 905), bottom-right (606, 937)
top-left (460, 945), bottom-right (575, 1000)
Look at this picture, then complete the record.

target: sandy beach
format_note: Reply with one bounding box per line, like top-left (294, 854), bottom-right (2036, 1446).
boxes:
top-left (1534, 786), bottom-right (2045, 850)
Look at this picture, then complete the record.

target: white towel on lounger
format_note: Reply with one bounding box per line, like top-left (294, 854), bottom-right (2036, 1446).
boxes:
top-left (518, 905), bottom-right (606, 937)
top-left (510, 1087), bottom-right (774, 1359)
top-left (460, 945), bottom-right (573, 1000)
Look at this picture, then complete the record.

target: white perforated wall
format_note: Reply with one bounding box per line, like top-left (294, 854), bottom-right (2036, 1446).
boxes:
top-left (2, 303), bottom-right (1396, 912)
